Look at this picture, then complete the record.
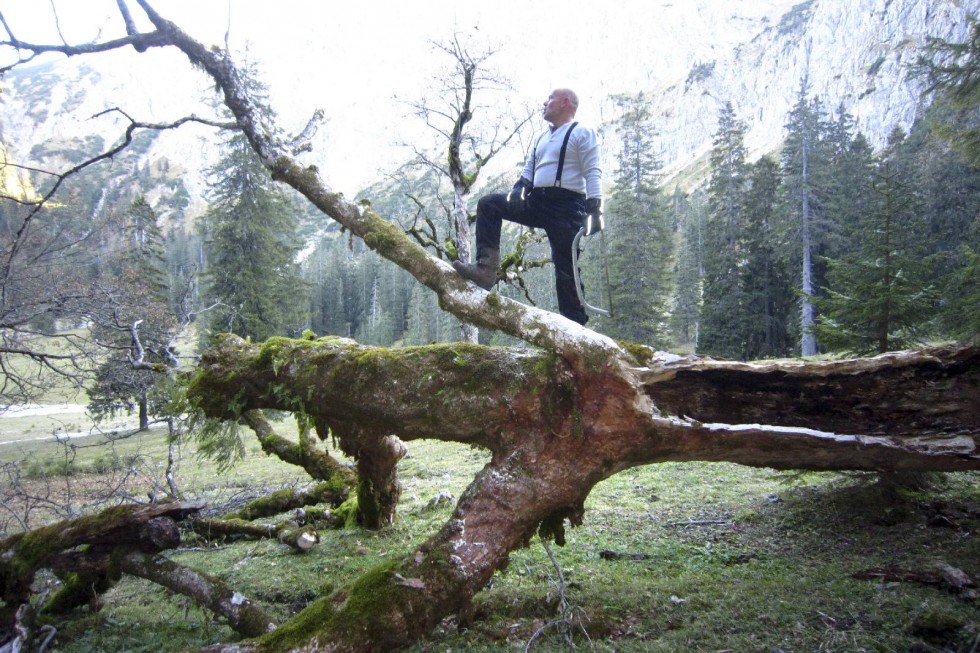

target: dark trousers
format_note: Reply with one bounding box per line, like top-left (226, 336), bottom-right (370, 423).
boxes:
top-left (474, 187), bottom-right (588, 325)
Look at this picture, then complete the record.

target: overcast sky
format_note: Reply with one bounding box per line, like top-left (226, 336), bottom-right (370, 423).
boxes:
top-left (0, 0), bottom-right (796, 192)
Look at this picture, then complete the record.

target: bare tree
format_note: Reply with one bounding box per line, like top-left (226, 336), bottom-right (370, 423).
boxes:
top-left (0, 3), bottom-right (977, 653)
top-left (403, 34), bottom-right (534, 341)
top-left (0, 106), bottom-right (232, 407)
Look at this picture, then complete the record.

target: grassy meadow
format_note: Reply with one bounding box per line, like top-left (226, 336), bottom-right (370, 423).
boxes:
top-left (0, 405), bottom-right (977, 652)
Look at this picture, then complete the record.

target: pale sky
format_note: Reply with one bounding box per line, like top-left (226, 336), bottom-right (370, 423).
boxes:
top-left (0, 0), bottom-right (797, 193)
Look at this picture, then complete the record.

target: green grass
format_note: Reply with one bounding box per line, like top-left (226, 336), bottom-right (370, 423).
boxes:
top-left (2, 425), bottom-right (977, 653)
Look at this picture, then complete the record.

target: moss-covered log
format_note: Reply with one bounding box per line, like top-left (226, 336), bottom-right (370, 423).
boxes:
top-left (225, 481), bottom-right (351, 522)
top-left (191, 518), bottom-right (322, 552)
top-left (276, 526), bottom-right (320, 552)
top-left (0, 500), bottom-right (205, 613)
top-left (241, 409), bottom-right (356, 492)
top-left (189, 337), bottom-right (979, 652)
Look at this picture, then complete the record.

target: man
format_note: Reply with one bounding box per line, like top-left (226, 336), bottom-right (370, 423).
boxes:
top-left (453, 88), bottom-right (603, 325)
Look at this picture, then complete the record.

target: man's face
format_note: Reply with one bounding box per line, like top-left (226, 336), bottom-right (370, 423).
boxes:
top-left (543, 92), bottom-right (565, 123)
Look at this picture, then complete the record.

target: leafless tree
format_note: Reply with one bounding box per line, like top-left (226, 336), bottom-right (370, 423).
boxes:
top-left (403, 33), bottom-right (534, 341)
top-left (0, 106), bottom-right (232, 407)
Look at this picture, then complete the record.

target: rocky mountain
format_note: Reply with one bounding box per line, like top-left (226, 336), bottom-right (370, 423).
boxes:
top-left (644, 0), bottom-right (976, 187)
top-left (0, 0), bottom-right (975, 217)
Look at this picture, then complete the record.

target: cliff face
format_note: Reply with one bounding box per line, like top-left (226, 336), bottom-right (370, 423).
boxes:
top-left (644, 0), bottom-right (976, 185)
top-left (0, 0), bottom-right (975, 209)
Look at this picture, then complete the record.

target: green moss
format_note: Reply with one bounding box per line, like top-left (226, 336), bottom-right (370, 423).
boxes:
top-left (259, 560), bottom-right (402, 651)
top-left (333, 496), bottom-right (360, 528)
top-left (230, 487), bottom-right (300, 521)
top-left (41, 570), bottom-right (116, 614)
top-left (616, 339), bottom-right (656, 366)
top-left (2, 505), bottom-right (139, 601)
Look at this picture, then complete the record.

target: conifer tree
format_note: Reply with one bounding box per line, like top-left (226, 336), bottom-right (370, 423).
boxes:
top-left (88, 195), bottom-right (177, 430)
top-left (201, 77), bottom-right (309, 342)
top-left (602, 92), bottom-right (672, 345)
top-left (699, 102), bottom-right (750, 358)
top-left (741, 156), bottom-right (794, 358)
top-left (669, 188), bottom-right (704, 349)
top-left (917, 18), bottom-right (980, 166)
top-left (822, 106), bottom-right (876, 258)
top-left (779, 79), bottom-right (833, 356)
top-left (814, 129), bottom-right (937, 354)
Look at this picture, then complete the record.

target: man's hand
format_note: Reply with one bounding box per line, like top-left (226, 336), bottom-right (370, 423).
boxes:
top-left (507, 177), bottom-right (532, 215)
top-left (584, 197), bottom-right (603, 235)
top-left (508, 177), bottom-right (531, 202)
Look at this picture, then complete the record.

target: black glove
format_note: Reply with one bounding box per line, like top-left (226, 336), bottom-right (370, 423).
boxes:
top-left (584, 197), bottom-right (603, 235)
top-left (507, 177), bottom-right (531, 214)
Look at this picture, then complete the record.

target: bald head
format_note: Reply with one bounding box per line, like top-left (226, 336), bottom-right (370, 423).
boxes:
top-left (543, 88), bottom-right (579, 127)
top-left (554, 88), bottom-right (579, 111)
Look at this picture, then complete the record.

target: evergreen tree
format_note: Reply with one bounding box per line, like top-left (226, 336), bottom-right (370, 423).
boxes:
top-left (201, 86), bottom-right (310, 342)
top-left (941, 237), bottom-right (980, 342)
top-left (601, 92), bottom-right (672, 346)
top-left (741, 156), bottom-right (794, 358)
top-left (822, 106), bottom-right (877, 259)
top-left (917, 18), bottom-right (980, 166)
top-left (88, 195), bottom-right (177, 430)
top-left (669, 188), bottom-right (704, 349)
top-left (813, 129), bottom-right (937, 354)
top-left (699, 102), bottom-right (750, 358)
top-left (779, 79), bottom-right (833, 356)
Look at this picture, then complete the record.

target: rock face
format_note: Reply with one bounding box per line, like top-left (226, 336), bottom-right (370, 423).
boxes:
top-left (0, 0), bottom-right (975, 206)
top-left (642, 0), bottom-right (976, 184)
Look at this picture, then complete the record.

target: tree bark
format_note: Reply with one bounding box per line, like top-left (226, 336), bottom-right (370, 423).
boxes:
top-left (40, 546), bottom-right (278, 637)
top-left (119, 552), bottom-right (278, 636)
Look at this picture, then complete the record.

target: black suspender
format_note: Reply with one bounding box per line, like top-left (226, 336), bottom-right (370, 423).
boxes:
top-left (532, 121), bottom-right (578, 188)
top-left (554, 121), bottom-right (577, 188)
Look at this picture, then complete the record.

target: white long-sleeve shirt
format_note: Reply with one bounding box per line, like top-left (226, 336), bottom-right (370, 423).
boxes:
top-left (521, 121), bottom-right (602, 200)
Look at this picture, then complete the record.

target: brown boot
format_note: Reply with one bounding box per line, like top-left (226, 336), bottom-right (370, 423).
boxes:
top-left (452, 248), bottom-right (500, 290)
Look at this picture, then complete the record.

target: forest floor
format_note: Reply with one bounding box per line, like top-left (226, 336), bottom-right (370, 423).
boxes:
top-left (0, 417), bottom-right (977, 653)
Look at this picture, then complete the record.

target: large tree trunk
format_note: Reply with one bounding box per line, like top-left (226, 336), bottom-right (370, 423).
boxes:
top-left (187, 336), bottom-right (979, 652)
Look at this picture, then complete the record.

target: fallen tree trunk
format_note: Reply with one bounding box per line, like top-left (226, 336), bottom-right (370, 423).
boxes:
top-left (119, 551), bottom-right (278, 636)
top-left (0, 500), bottom-right (280, 639)
top-left (187, 337), bottom-right (980, 652)
top-left (0, 500), bottom-right (206, 612)
top-left (225, 480), bottom-right (350, 522)
top-left (191, 517), bottom-right (321, 552)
